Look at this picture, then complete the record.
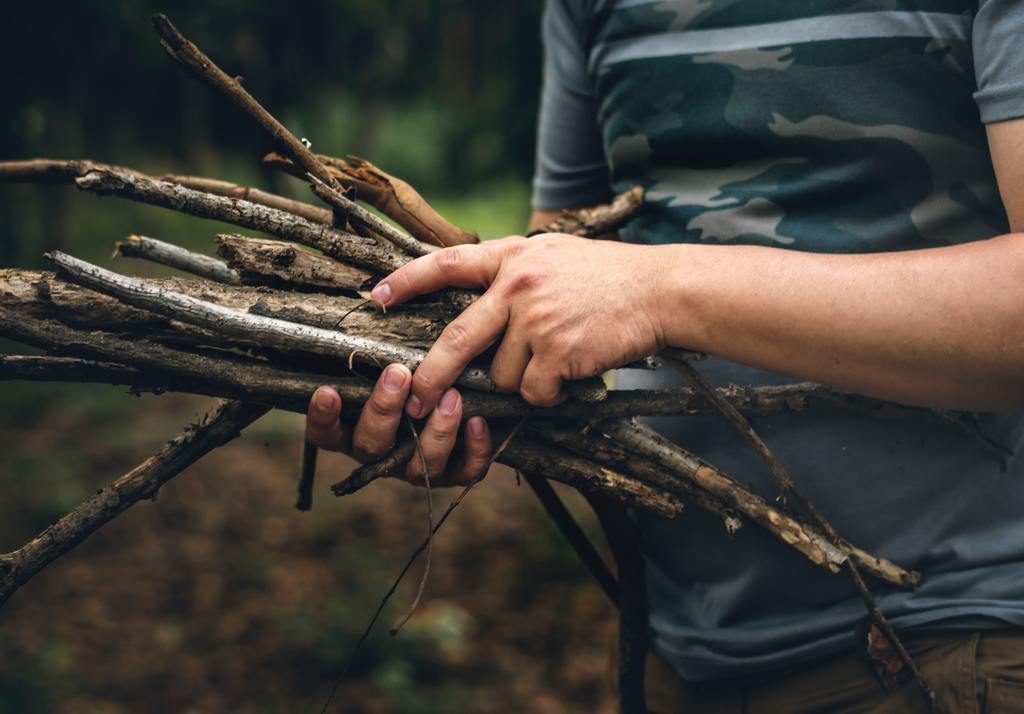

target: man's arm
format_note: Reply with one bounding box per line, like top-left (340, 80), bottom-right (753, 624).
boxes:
top-left (374, 119), bottom-right (1024, 415)
top-left (649, 118), bottom-right (1024, 412)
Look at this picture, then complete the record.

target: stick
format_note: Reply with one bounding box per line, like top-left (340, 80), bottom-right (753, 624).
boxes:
top-left (530, 187), bottom-right (645, 239)
top-left (47, 251), bottom-right (498, 393)
top-left (266, 152), bottom-right (478, 247)
top-left (584, 492), bottom-right (648, 714)
top-left (599, 418), bottom-right (919, 588)
top-left (669, 358), bottom-right (935, 708)
top-left (296, 440), bottom-right (318, 511)
top-left (152, 14), bottom-right (346, 198)
top-left (161, 174), bottom-right (333, 224)
top-left (0, 400), bottom-right (269, 607)
top-left (4, 269), bottom-right (446, 352)
top-left (0, 158), bottom-right (407, 273)
top-left (522, 471), bottom-right (620, 607)
top-left (115, 234), bottom-right (241, 284)
top-left (70, 166), bottom-right (408, 274)
top-left (216, 234), bottom-right (372, 292)
top-left (307, 173), bottom-right (438, 258)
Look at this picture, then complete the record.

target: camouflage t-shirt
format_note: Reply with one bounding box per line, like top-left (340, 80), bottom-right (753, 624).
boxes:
top-left (533, 0), bottom-right (1024, 682)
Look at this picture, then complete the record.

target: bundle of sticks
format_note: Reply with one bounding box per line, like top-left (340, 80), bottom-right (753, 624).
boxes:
top-left (3, 14), bottom-right (983, 711)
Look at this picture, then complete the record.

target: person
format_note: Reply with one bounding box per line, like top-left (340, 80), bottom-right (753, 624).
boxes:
top-left (307, 1), bottom-right (1024, 711)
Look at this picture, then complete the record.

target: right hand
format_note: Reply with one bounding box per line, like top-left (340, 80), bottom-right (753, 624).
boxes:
top-left (305, 362), bottom-right (494, 485)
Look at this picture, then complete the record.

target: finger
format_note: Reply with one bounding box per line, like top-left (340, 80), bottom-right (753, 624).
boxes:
top-left (404, 388), bottom-right (462, 485)
top-left (371, 243), bottom-right (502, 308)
top-left (446, 417), bottom-right (493, 486)
top-left (407, 294), bottom-right (509, 417)
top-left (351, 363), bottom-right (411, 461)
top-left (519, 356), bottom-right (568, 407)
top-left (489, 321), bottom-right (532, 393)
top-left (305, 386), bottom-right (350, 451)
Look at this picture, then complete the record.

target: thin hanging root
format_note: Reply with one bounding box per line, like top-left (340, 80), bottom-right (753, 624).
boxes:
top-left (389, 417), bottom-right (434, 635)
top-left (318, 415), bottom-right (529, 714)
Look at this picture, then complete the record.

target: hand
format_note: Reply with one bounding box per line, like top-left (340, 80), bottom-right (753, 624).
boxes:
top-left (304, 363), bottom-right (493, 486)
top-left (371, 233), bottom-right (669, 413)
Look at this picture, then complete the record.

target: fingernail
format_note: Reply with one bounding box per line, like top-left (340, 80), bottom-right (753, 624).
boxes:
top-left (371, 282), bottom-right (392, 305)
top-left (468, 417), bottom-right (485, 437)
top-left (315, 388), bottom-right (336, 411)
top-left (406, 394), bottom-right (423, 418)
top-left (439, 389), bottom-right (459, 416)
top-left (381, 365), bottom-right (407, 393)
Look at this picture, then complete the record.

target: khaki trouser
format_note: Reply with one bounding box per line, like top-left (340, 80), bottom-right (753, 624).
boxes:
top-left (629, 631), bottom-right (1024, 713)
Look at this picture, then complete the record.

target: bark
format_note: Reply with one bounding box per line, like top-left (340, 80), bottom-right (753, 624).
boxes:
top-left (216, 234), bottom-right (373, 292)
top-left (152, 14), bottom-right (347, 198)
top-left (600, 419), bottom-right (920, 589)
top-left (2, 269), bottom-right (447, 351)
top-left (115, 235), bottom-right (241, 284)
top-left (160, 174), bottom-right (333, 224)
top-left (47, 251), bottom-right (498, 392)
top-left (531, 187), bottom-right (645, 239)
top-left (70, 166), bottom-right (408, 274)
top-left (0, 400), bottom-right (269, 606)
top-left (266, 152), bottom-right (478, 247)
top-left (307, 173), bottom-right (439, 258)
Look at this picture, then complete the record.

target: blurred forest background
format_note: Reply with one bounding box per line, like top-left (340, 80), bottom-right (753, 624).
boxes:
top-left (0, 2), bottom-right (619, 712)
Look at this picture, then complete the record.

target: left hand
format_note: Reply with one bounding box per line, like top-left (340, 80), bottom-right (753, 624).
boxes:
top-left (371, 233), bottom-right (670, 414)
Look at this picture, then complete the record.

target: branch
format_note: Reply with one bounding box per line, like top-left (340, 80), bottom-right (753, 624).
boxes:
top-left (216, 234), bottom-right (372, 292)
top-left (151, 14), bottom-right (346, 198)
top-left (115, 234), bottom-right (241, 284)
top-left (668, 357), bottom-right (935, 708)
top-left (3, 269), bottom-right (446, 352)
top-left (266, 152), bottom-right (478, 247)
top-left (599, 418), bottom-right (920, 589)
top-left (47, 251), bottom-right (498, 392)
top-left (0, 158), bottom-right (144, 183)
top-left (331, 432), bottom-right (684, 519)
top-left (531, 187), bottom-right (645, 238)
top-left (307, 173), bottom-right (438, 258)
top-left (72, 166), bottom-right (407, 274)
top-left (0, 159), bottom-right (411, 275)
top-left (0, 400), bottom-right (269, 607)
top-left (160, 174), bottom-right (333, 224)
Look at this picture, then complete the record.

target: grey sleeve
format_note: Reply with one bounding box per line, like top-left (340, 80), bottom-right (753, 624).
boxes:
top-left (973, 0), bottom-right (1024, 123)
top-left (532, 0), bottom-right (612, 210)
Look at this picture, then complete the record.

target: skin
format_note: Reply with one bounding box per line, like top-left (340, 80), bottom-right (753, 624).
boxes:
top-left (307, 118), bottom-right (1024, 483)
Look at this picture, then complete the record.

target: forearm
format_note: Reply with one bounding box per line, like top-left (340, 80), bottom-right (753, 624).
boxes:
top-left (660, 234), bottom-right (1024, 411)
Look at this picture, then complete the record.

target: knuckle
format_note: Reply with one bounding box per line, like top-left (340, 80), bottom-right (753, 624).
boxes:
top-left (367, 391), bottom-right (400, 419)
top-left (427, 421), bottom-right (458, 445)
top-left (436, 246), bottom-right (465, 274)
top-left (500, 237), bottom-right (527, 258)
top-left (490, 371), bottom-right (520, 392)
top-left (440, 321), bottom-right (471, 353)
top-left (412, 369), bottom-right (439, 397)
top-left (352, 433), bottom-right (389, 461)
top-left (505, 269), bottom-right (541, 294)
top-left (520, 383), bottom-right (559, 407)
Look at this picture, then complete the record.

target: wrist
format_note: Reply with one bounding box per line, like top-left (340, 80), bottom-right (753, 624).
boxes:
top-left (651, 243), bottom-right (716, 353)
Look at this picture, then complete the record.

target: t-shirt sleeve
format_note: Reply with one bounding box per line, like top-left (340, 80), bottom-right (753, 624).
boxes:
top-left (532, 0), bottom-right (612, 210)
top-left (973, 0), bottom-right (1024, 123)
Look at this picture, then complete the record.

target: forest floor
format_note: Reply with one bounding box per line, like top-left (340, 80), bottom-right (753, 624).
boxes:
top-left (0, 384), bottom-right (618, 714)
